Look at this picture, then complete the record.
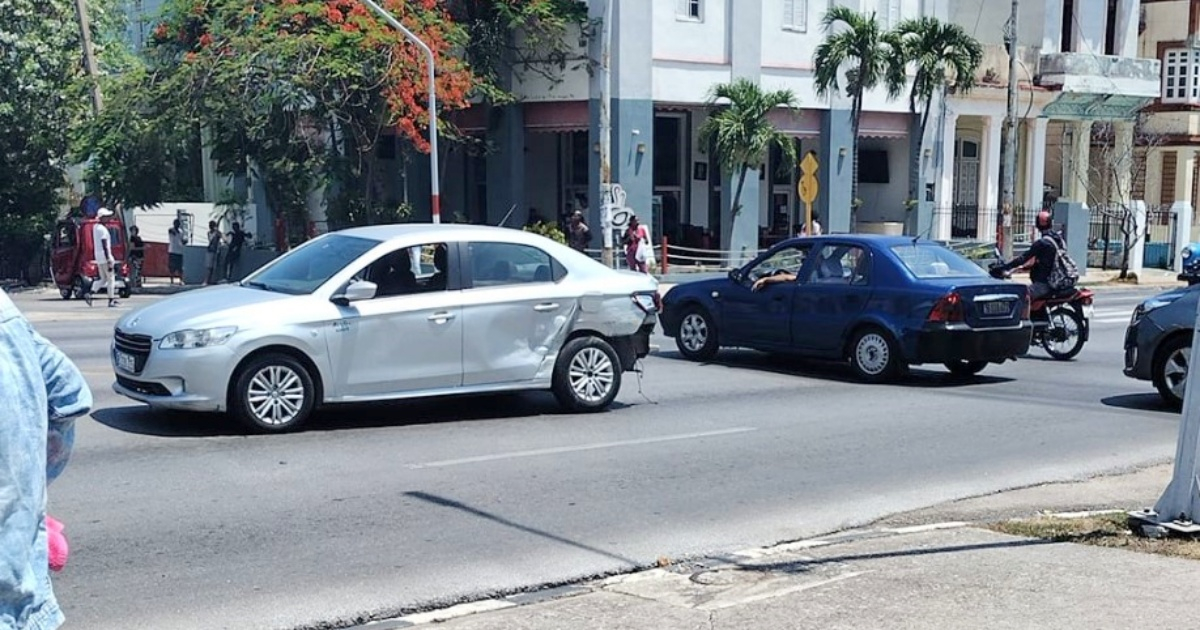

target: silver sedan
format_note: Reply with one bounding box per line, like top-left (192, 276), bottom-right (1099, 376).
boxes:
top-left (111, 224), bottom-right (660, 432)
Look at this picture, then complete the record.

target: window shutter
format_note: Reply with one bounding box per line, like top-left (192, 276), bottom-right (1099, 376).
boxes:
top-left (784, 0), bottom-right (796, 27)
top-left (677, 0), bottom-right (689, 17)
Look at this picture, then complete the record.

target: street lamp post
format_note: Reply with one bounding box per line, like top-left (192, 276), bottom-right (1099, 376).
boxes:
top-left (360, 0), bottom-right (441, 224)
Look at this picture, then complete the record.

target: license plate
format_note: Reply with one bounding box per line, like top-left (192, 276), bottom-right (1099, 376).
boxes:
top-left (115, 351), bottom-right (136, 373)
top-left (982, 301), bottom-right (1011, 316)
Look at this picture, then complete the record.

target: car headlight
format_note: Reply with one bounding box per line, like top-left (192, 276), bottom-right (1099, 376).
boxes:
top-left (159, 326), bottom-right (237, 350)
top-left (631, 292), bottom-right (659, 314)
top-left (1184, 247), bottom-right (1193, 260)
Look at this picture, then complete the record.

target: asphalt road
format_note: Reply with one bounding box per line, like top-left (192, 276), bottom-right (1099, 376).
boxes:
top-left (8, 285), bottom-right (1183, 630)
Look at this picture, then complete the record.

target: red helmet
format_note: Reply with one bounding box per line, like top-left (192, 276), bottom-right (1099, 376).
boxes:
top-left (1035, 210), bottom-right (1053, 231)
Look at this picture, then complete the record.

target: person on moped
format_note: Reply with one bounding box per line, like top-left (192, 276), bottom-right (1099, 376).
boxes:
top-left (994, 210), bottom-right (1075, 300)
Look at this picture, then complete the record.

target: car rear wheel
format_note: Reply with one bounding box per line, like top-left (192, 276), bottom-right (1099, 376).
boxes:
top-left (944, 360), bottom-right (988, 377)
top-left (849, 327), bottom-right (903, 383)
top-left (74, 276), bottom-right (88, 300)
top-left (675, 306), bottom-right (719, 361)
top-left (1153, 335), bottom-right (1190, 407)
top-left (59, 285), bottom-right (73, 300)
top-left (118, 286), bottom-right (132, 299)
top-left (231, 353), bottom-right (316, 433)
top-left (553, 336), bottom-right (622, 413)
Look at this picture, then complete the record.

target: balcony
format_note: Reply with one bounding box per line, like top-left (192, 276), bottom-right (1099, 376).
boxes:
top-left (1037, 52), bottom-right (1161, 119)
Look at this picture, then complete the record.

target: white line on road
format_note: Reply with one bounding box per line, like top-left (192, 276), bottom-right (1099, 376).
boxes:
top-left (407, 427), bottom-right (758, 469)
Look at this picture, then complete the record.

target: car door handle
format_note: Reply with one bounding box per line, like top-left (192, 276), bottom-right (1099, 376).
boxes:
top-left (533, 303), bottom-right (560, 312)
top-left (427, 311), bottom-right (456, 323)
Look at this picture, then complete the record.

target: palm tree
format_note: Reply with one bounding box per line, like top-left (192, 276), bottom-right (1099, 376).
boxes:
top-left (814, 7), bottom-right (906, 209)
top-left (698, 78), bottom-right (798, 223)
top-left (892, 17), bottom-right (983, 209)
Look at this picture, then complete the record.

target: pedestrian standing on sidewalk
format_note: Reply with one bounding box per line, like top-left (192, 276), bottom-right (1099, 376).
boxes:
top-left (0, 287), bottom-right (92, 630)
top-left (568, 211), bottom-right (590, 253)
top-left (224, 222), bottom-right (248, 282)
top-left (204, 221), bottom-right (222, 285)
top-left (128, 226), bottom-right (145, 290)
top-left (167, 219), bottom-right (188, 285)
top-left (623, 215), bottom-right (651, 274)
top-left (83, 209), bottom-right (118, 308)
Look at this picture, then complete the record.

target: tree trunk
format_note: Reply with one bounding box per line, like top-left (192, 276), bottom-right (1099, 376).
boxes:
top-left (850, 94), bottom-right (862, 228)
top-left (731, 165), bottom-right (749, 218)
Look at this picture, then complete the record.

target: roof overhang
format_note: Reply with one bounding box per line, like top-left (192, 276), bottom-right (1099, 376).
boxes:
top-left (1039, 92), bottom-right (1155, 120)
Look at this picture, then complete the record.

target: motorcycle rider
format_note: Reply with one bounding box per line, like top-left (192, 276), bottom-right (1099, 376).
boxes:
top-left (995, 210), bottom-right (1067, 300)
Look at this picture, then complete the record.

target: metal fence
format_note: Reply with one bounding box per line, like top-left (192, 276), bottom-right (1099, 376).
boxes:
top-left (1087, 205), bottom-right (1177, 270)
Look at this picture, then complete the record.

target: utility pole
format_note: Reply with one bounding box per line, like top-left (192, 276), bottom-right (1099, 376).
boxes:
top-left (598, 0), bottom-right (614, 268)
top-left (74, 0), bottom-right (103, 115)
top-left (1000, 0), bottom-right (1019, 259)
top-left (361, 0), bottom-right (441, 223)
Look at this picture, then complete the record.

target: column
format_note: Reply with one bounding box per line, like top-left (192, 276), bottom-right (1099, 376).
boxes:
top-left (1023, 118), bottom-right (1048, 210)
top-left (721, 0), bottom-right (764, 264)
top-left (979, 116), bottom-right (1002, 240)
top-left (485, 104), bottom-right (526, 225)
top-left (611, 0), bottom-right (654, 247)
top-left (818, 109), bottom-right (855, 236)
top-left (1063, 120), bottom-right (1092, 205)
top-left (1043, 0), bottom-right (1063, 52)
top-left (1173, 149), bottom-right (1196, 272)
top-left (934, 111), bottom-right (959, 240)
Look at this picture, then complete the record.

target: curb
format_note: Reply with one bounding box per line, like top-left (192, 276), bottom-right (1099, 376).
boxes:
top-left (346, 507), bottom-right (1119, 629)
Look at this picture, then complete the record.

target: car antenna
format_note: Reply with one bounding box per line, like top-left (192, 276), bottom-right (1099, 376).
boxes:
top-left (497, 204), bottom-right (517, 227)
top-left (913, 221), bottom-right (934, 245)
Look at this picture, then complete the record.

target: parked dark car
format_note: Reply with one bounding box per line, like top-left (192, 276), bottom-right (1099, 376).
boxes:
top-left (1179, 242), bottom-right (1200, 286)
top-left (1124, 285), bottom-right (1200, 406)
top-left (659, 235), bottom-right (1033, 381)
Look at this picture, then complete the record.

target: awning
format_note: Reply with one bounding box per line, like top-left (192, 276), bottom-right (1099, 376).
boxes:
top-left (526, 101), bottom-right (589, 133)
top-left (767, 108), bottom-right (821, 137)
top-left (1039, 92), bottom-right (1153, 120)
top-left (856, 111), bottom-right (910, 138)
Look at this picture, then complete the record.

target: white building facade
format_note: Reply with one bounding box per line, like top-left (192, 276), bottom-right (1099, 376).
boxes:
top-left (434, 0), bottom-right (1159, 258)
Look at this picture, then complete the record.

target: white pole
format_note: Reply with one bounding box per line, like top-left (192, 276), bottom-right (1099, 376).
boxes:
top-left (360, 0), bottom-right (441, 223)
top-left (599, 0), bottom-right (614, 268)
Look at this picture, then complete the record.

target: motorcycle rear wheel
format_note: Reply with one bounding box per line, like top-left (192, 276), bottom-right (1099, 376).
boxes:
top-left (1040, 306), bottom-right (1085, 360)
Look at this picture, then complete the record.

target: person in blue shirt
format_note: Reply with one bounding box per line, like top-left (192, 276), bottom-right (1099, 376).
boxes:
top-left (0, 288), bottom-right (91, 629)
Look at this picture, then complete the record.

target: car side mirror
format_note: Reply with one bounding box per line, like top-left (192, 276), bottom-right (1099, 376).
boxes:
top-left (333, 280), bottom-right (377, 305)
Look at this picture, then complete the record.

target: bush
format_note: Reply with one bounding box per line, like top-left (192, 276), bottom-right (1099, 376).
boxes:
top-left (523, 221), bottom-right (566, 245)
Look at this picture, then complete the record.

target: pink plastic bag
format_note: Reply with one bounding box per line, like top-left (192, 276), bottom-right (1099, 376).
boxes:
top-left (46, 516), bottom-right (68, 572)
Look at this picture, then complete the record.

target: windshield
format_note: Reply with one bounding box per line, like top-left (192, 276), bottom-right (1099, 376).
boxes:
top-left (243, 234), bottom-right (379, 294)
top-left (890, 243), bottom-right (988, 279)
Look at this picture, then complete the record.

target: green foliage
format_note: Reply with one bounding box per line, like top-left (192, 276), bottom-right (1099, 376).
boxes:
top-left (814, 7), bottom-right (906, 203)
top-left (698, 78), bottom-right (798, 218)
top-left (0, 0), bottom-right (85, 266)
top-left (524, 221), bottom-right (567, 245)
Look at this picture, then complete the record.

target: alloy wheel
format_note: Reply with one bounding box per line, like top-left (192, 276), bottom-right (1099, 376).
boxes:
top-left (1164, 346), bottom-right (1191, 403)
top-left (246, 365), bottom-right (306, 426)
top-left (568, 347), bottom-right (615, 404)
top-left (680, 313), bottom-right (709, 353)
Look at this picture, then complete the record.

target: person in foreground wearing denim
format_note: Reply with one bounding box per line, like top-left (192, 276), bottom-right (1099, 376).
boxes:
top-left (0, 288), bottom-right (91, 629)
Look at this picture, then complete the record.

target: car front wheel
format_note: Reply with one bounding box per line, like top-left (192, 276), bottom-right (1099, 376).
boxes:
top-left (553, 336), bottom-right (622, 412)
top-left (231, 353), bottom-right (316, 433)
top-left (675, 306), bottom-right (719, 361)
top-left (1153, 335), bottom-right (1190, 407)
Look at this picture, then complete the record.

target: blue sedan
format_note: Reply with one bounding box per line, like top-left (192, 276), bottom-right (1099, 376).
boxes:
top-left (659, 235), bottom-right (1033, 381)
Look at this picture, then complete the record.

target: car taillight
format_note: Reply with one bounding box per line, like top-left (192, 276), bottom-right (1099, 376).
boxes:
top-left (1021, 287), bottom-right (1032, 319)
top-left (82, 261), bottom-right (98, 277)
top-left (927, 292), bottom-right (964, 323)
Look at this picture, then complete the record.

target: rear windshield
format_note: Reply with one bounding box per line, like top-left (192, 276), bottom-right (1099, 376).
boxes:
top-left (890, 243), bottom-right (988, 279)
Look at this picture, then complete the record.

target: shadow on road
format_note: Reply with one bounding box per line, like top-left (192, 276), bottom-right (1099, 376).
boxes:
top-left (654, 349), bottom-right (1014, 389)
top-left (93, 393), bottom-right (634, 437)
top-left (727, 537), bottom-right (1055, 576)
top-left (1101, 393), bottom-right (1180, 415)
top-left (406, 490), bottom-right (642, 566)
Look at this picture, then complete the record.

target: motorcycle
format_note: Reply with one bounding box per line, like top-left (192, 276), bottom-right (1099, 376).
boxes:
top-left (989, 263), bottom-right (1094, 360)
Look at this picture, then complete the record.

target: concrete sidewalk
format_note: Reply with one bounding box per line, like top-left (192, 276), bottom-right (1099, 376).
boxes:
top-left (352, 464), bottom-right (1200, 630)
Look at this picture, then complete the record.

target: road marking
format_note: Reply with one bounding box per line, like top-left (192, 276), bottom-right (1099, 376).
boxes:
top-left (882, 521), bottom-right (969, 534)
top-left (407, 427), bottom-right (758, 469)
top-left (394, 599), bottom-right (514, 625)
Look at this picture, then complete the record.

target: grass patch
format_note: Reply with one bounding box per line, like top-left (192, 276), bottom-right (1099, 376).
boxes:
top-left (988, 513), bottom-right (1200, 561)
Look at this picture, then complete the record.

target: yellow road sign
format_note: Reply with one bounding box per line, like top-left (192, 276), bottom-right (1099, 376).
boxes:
top-left (800, 152), bottom-right (819, 176)
top-left (798, 174), bottom-right (818, 205)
